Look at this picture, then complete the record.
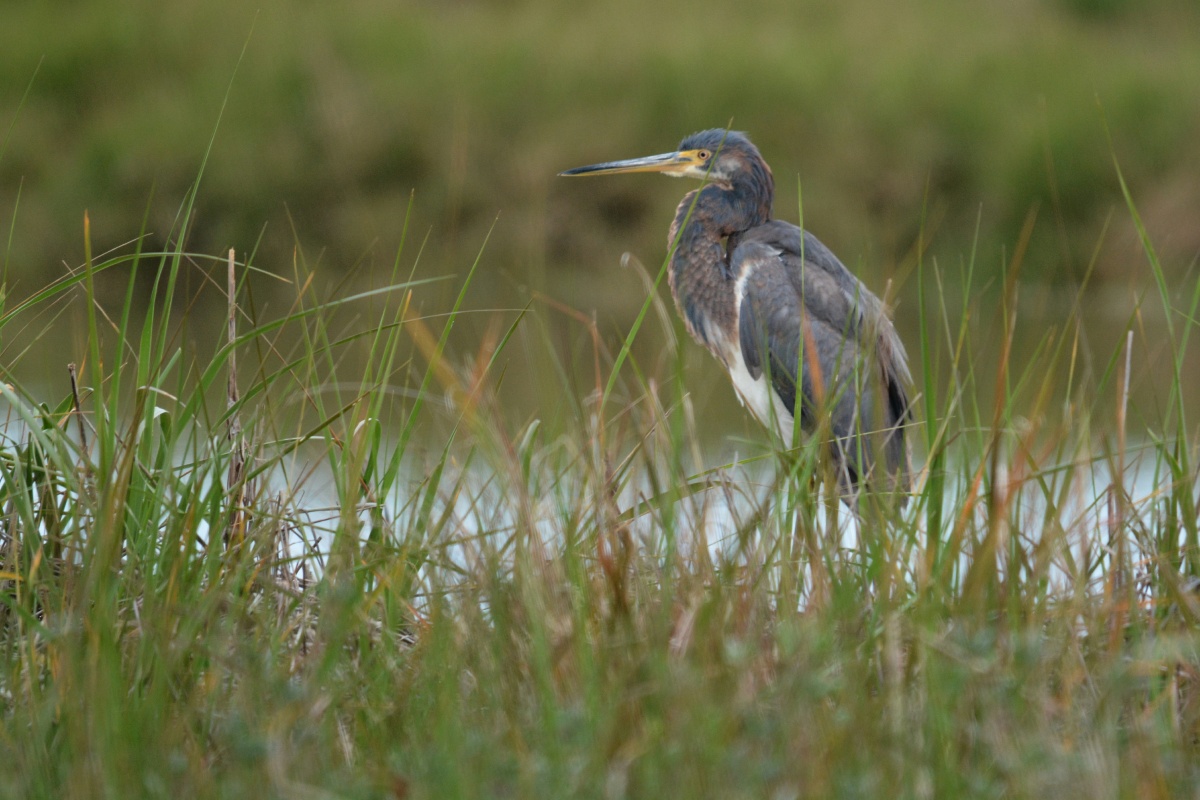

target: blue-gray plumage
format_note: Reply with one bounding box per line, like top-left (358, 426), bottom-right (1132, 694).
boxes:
top-left (561, 129), bottom-right (912, 500)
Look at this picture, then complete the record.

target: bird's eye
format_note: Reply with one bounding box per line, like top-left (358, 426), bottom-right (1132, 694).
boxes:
top-left (697, 150), bottom-right (711, 160)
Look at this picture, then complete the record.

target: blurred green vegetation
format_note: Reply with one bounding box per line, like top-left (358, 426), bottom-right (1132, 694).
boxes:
top-left (3, 0), bottom-right (1199, 291)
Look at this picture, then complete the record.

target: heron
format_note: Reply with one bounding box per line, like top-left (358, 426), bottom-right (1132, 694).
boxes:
top-left (560, 129), bottom-right (912, 500)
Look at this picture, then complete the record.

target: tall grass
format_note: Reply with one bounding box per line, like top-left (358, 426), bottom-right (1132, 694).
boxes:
top-left (1, 179), bottom-right (1199, 798)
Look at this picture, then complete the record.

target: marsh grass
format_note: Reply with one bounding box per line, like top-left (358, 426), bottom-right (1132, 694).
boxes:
top-left (1, 174), bottom-right (1199, 799)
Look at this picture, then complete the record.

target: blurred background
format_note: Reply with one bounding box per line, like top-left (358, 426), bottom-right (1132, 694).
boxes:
top-left (2, 0), bottom-right (1199, 448)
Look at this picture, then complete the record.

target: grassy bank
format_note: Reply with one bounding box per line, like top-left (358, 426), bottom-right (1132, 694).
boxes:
top-left (1, 175), bottom-right (1199, 798)
top-left (3, 0), bottom-right (1200, 295)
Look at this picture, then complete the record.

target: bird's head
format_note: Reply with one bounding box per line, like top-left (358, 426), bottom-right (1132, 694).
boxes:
top-left (559, 129), bottom-right (764, 184)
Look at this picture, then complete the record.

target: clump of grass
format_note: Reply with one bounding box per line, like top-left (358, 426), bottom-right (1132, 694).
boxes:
top-left (1, 177), bottom-right (1199, 799)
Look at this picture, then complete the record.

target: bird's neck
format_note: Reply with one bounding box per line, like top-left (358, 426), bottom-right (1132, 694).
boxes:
top-left (676, 182), bottom-right (772, 238)
top-left (666, 183), bottom-right (771, 352)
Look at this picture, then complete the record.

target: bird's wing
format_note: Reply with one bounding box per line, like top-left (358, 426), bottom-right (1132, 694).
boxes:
top-left (738, 221), bottom-right (912, 409)
top-left (740, 222), bottom-right (911, 383)
top-left (733, 223), bottom-right (911, 489)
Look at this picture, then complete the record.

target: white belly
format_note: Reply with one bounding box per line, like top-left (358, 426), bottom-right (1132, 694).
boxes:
top-left (722, 340), bottom-right (795, 439)
top-left (720, 262), bottom-right (796, 440)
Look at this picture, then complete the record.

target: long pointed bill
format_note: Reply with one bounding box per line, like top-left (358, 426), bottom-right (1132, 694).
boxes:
top-left (558, 150), bottom-right (703, 177)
